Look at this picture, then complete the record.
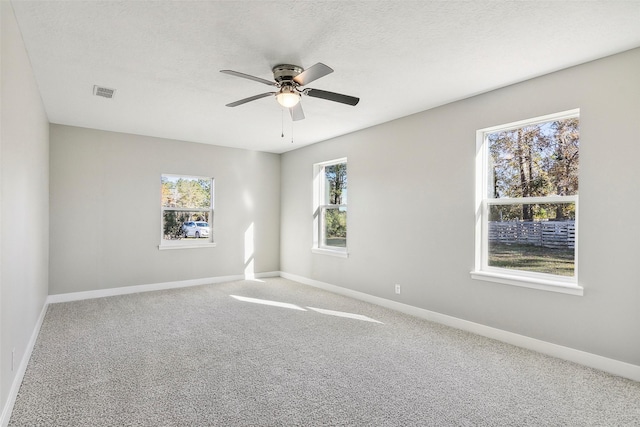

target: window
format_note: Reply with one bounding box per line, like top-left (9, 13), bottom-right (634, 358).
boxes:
top-left (313, 159), bottom-right (348, 257)
top-left (160, 174), bottom-right (215, 249)
top-left (472, 110), bottom-right (582, 295)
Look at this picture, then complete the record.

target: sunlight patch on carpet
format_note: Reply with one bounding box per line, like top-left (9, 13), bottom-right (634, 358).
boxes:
top-left (307, 306), bottom-right (383, 324)
top-left (230, 295), bottom-right (307, 311)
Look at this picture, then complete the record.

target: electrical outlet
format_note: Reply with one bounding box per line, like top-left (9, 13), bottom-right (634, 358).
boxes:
top-left (395, 284), bottom-right (401, 295)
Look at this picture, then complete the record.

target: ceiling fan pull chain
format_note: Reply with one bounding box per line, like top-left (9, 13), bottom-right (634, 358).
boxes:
top-left (281, 108), bottom-right (284, 138)
top-left (291, 119), bottom-right (294, 144)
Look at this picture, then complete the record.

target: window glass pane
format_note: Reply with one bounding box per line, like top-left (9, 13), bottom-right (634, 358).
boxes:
top-left (162, 176), bottom-right (212, 208)
top-left (323, 163), bottom-right (347, 205)
top-left (323, 207), bottom-right (347, 247)
top-left (488, 203), bottom-right (575, 276)
top-left (487, 117), bottom-right (579, 199)
top-left (163, 211), bottom-right (212, 240)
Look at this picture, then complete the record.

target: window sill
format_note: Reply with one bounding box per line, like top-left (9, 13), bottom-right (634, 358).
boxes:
top-left (159, 242), bottom-right (217, 250)
top-left (470, 270), bottom-right (583, 296)
top-left (312, 247), bottom-right (349, 258)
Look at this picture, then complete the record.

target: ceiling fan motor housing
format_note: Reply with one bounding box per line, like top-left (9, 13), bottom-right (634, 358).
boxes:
top-left (272, 64), bottom-right (303, 84)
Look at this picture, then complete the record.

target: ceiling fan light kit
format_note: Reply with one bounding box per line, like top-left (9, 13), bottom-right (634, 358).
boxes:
top-left (275, 85), bottom-right (300, 108)
top-left (221, 62), bottom-right (359, 121)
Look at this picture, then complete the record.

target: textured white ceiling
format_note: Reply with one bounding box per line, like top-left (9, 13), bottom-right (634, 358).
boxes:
top-left (10, 0), bottom-right (640, 153)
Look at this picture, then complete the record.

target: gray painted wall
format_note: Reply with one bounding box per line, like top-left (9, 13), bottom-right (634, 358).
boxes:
top-left (280, 48), bottom-right (640, 366)
top-left (1, 0), bottom-right (50, 414)
top-left (49, 125), bottom-right (281, 295)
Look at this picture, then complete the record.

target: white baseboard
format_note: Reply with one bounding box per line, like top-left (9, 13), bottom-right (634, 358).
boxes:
top-left (1, 301), bottom-right (48, 427)
top-left (47, 271), bottom-right (280, 304)
top-left (280, 271), bottom-right (640, 382)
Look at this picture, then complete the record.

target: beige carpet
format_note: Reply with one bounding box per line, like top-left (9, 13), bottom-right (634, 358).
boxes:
top-left (9, 277), bottom-right (640, 426)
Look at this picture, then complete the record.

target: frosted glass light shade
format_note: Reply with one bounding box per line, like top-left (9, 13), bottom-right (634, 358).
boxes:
top-left (276, 88), bottom-right (300, 108)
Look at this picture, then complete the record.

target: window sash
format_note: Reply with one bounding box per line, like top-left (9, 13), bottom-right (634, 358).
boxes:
top-left (162, 207), bottom-right (212, 213)
top-left (481, 196), bottom-right (578, 277)
top-left (161, 175), bottom-right (214, 209)
top-left (486, 195), bottom-right (577, 205)
top-left (319, 205), bottom-right (347, 249)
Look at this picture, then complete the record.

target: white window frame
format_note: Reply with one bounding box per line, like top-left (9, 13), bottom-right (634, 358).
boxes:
top-left (471, 109), bottom-right (583, 295)
top-left (159, 174), bottom-right (216, 250)
top-left (312, 158), bottom-right (348, 258)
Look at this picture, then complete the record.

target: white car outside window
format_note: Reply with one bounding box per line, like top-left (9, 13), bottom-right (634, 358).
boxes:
top-left (182, 221), bottom-right (210, 238)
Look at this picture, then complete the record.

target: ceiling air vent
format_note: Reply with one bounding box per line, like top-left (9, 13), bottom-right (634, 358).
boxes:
top-left (93, 85), bottom-right (116, 99)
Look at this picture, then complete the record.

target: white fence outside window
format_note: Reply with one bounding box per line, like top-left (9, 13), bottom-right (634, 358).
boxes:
top-left (488, 220), bottom-right (576, 249)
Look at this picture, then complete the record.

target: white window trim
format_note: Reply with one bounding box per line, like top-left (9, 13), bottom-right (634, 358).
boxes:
top-left (471, 109), bottom-right (582, 295)
top-left (158, 241), bottom-right (217, 250)
top-left (312, 247), bottom-right (348, 258)
top-left (159, 174), bottom-right (215, 250)
top-left (312, 158), bottom-right (348, 257)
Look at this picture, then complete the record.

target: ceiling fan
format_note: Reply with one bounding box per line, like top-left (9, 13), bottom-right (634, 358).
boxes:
top-left (220, 63), bottom-right (359, 121)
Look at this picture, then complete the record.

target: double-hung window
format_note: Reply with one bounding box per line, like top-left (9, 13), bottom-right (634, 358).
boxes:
top-left (160, 174), bottom-right (215, 249)
top-left (472, 109), bottom-right (581, 295)
top-left (313, 158), bottom-right (348, 257)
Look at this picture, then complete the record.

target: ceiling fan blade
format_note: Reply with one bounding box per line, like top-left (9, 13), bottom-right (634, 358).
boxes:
top-left (225, 92), bottom-right (275, 107)
top-left (293, 63), bottom-right (333, 86)
top-left (289, 102), bottom-right (305, 121)
top-left (305, 88), bottom-right (359, 106)
top-left (220, 70), bottom-right (276, 86)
